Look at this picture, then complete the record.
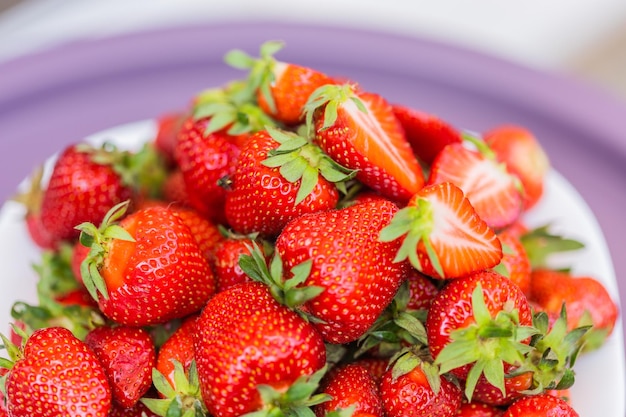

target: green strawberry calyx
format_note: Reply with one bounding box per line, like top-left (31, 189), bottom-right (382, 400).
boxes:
top-left (224, 40), bottom-right (285, 115)
top-left (355, 280), bottom-right (429, 358)
top-left (238, 242), bottom-right (325, 323)
top-left (141, 359), bottom-right (208, 417)
top-left (193, 80), bottom-right (279, 136)
top-left (243, 365), bottom-right (331, 417)
top-left (303, 83), bottom-right (366, 135)
top-left (388, 346), bottom-right (443, 395)
top-left (378, 198), bottom-right (443, 277)
top-left (74, 200), bottom-right (135, 301)
top-left (263, 126), bottom-right (357, 205)
top-left (512, 305), bottom-right (589, 394)
top-left (434, 283), bottom-right (538, 401)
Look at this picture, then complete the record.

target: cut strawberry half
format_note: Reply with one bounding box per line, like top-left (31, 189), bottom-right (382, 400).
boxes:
top-left (380, 181), bottom-right (502, 279)
top-left (305, 84), bottom-right (425, 202)
top-left (392, 104), bottom-right (462, 165)
top-left (427, 138), bottom-right (524, 230)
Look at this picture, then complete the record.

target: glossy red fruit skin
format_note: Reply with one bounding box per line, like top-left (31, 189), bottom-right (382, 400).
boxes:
top-left (5, 327), bottom-right (112, 417)
top-left (426, 270), bottom-right (533, 381)
top-left (156, 315), bottom-right (197, 390)
top-left (392, 104), bottom-right (462, 165)
top-left (275, 199), bottom-right (409, 344)
top-left (174, 117), bottom-right (245, 223)
top-left (224, 130), bottom-right (339, 237)
top-left (457, 401), bottom-right (504, 416)
top-left (314, 363), bottom-right (384, 417)
top-left (258, 62), bottom-right (336, 125)
top-left (40, 144), bottom-right (132, 243)
top-left (496, 231), bottom-right (531, 297)
top-left (380, 365), bottom-right (462, 417)
top-left (503, 394), bottom-right (579, 417)
top-left (98, 206), bottom-right (215, 326)
top-left (85, 326), bottom-right (156, 408)
top-left (193, 281), bottom-right (326, 417)
top-left (107, 400), bottom-right (160, 417)
top-left (211, 236), bottom-right (256, 292)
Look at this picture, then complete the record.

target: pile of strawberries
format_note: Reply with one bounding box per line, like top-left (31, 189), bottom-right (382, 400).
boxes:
top-left (0, 41), bottom-right (620, 417)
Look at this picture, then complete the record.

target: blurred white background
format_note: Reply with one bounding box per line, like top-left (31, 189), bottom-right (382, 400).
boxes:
top-left (0, 0), bottom-right (625, 101)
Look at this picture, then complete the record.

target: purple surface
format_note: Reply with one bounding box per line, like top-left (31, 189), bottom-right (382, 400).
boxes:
top-left (1, 21), bottom-right (625, 330)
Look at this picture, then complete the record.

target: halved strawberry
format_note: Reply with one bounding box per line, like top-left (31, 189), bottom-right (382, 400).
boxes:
top-left (392, 104), bottom-right (462, 165)
top-left (483, 125), bottom-right (550, 211)
top-left (305, 83), bottom-right (425, 203)
top-left (380, 182), bottom-right (502, 279)
top-left (427, 138), bottom-right (523, 230)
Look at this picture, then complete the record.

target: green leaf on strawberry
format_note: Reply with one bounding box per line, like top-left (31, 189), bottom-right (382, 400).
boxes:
top-left (262, 126), bottom-right (357, 204)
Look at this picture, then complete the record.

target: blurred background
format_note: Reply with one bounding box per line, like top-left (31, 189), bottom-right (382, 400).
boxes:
top-left (1, 0), bottom-right (625, 101)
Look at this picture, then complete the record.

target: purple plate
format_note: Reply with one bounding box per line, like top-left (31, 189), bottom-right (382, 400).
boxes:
top-left (0, 21), bottom-right (624, 335)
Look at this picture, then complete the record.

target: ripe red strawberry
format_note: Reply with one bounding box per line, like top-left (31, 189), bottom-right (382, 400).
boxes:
top-left (210, 230), bottom-right (266, 292)
top-left (306, 83), bottom-right (425, 202)
top-left (483, 125), bottom-right (550, 211)
top-left (224, 128), bottom-right (352, 237)
top-left (380, 352), bottom-right (462, 417)
top-left (380, 182), bottom-right (502, 279)
top-left (193, 281), bottom-right (327, 417)
top-left (503, 393), bottom-right (579, 417)
top-left (170, 204), bottom-right (223, 261)
top-left (2, 326), bottom-right (112, 416)
top-left (0, 368), bottom-right (8, 417)
top-left (529, 269), bottom-right (619, 350)
top-left (275, 199), bottom-right (409, 344)
top-left (77, 201), bottom-right (215, 326)
top-left (161, 168), bottom-right (192, 207)
top-left (155, 315), bottom-right (197, 388)
top-left (314, 363), bottom-right (384, 417)
top-left (427, 140), bottom-right (523, 229)
top-left (392, 104), bottom-right (462, 165)
top-left (174, 116), bottom-right (247, 223)
top-left (12, 165), bottom-right (57, 250)
top-left (493, 230), bottom-right (532, 296)
top-left (153, 111), bottom-right (187, 164)
top-left (225, 40), bottom-right (337, 125)
top-left (457, 401), bottom-right (505, 416)
top-left (108, 401), bottom-right (160, 417)
top-left (85, 325), bottom-right (156, 408)
top-left (468, 372), bottom-right (532, 407)
top-left (39, 144), bottom-right (134, 244)
top-left (426, 270), bottom-right (534, 400)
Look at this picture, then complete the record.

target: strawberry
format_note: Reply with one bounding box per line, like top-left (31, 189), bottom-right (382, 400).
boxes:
top-left (155, 315), bottom-right (197, 388)
top-left (225, 40), bottom-right (336, 125)
top-left (380, 350), bottom-right (462, 417)
top-left (305, 83), bottom-right (425, 202)
top-left (483, 125), bottom-right (550, 211)
top-left (427, 138), bottom-right (523, 229)
top-left (1, 326), bottom-right (112, 416)
top-left (314, 363), bottom-right (384, 417)
top-left (0, 368), bottom-right (8, 417)
top-left (85, 325), bottom-right (156, 408)
top-left (210, 229), bottom-right (267, 292)
top-left (457, 401), bottom-right (504, 416)
top-left (493, 231), bottom-right (532, 296)
top-left (275, 199), bottom-right (409, 344)
top-left (392, 104), bottom-right (462, 165)
top-left (39, 144), bottom-right (134, 244)
top-left (426, 270), bottom-right (535, 400)
top-left (502, 393), bottom-right (579, 416)
top-left (380, 182), bottom-right (502, 279)
top-left (77, 201), bottom-right (215, 326)
top-left (193, 281), bottom-right (327, 417)
top-left (174, 116), bottom-right (247, 223)
top-left (108, 401), bottom-right (160, 417)
top-left (153, 111), bottom-right (187, 164)
top-left (529, 268), bottom-right (619, 351)
top-left (224, 127), bottom-right (353, 237)
top-left (11, 165), bottom-right (57, 250)
top-left (170, 204), bottom-right (223, 262)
